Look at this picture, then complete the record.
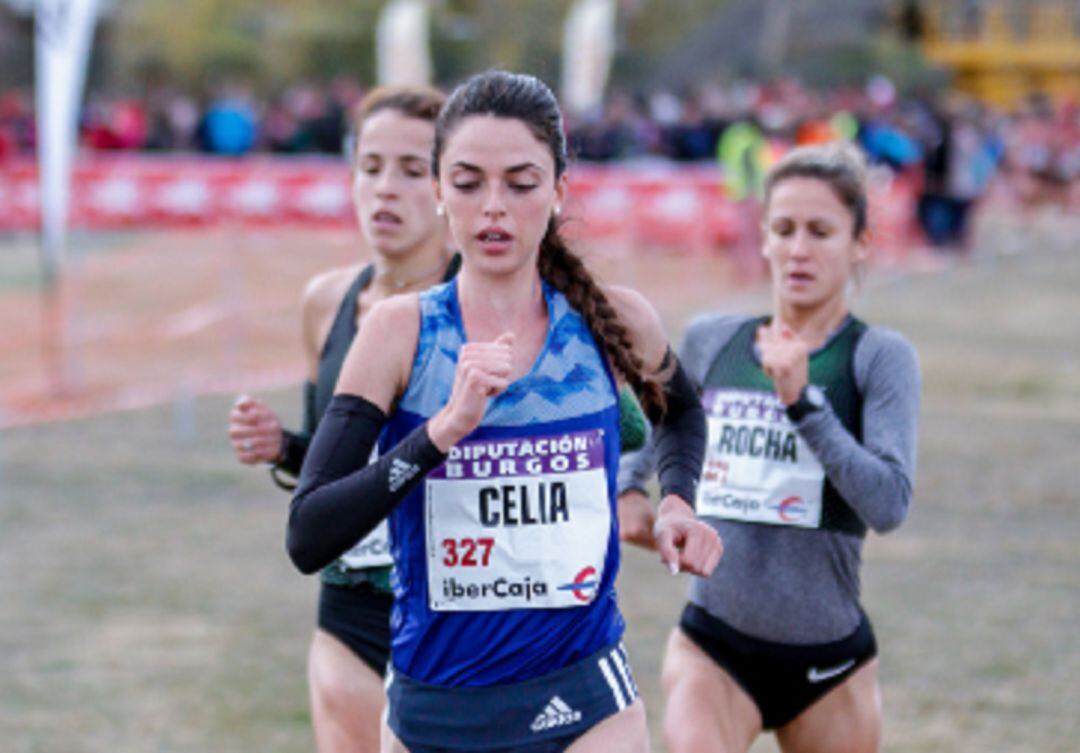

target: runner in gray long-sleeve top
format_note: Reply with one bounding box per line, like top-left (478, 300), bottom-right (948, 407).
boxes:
top-left (618, 142), bottom-right (920, 753)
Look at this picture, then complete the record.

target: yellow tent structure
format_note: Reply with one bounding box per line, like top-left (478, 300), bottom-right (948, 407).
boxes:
top-left (919, 0), bottom-right (1080, 106)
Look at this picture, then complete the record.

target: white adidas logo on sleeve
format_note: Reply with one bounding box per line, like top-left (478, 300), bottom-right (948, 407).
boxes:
top-left (530, 695), bottom-right (582, 732)
top-left (388, 458), bottom-right (420, 492)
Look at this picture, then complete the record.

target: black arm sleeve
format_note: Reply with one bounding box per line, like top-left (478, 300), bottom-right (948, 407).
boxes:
top-left (652, 355), bottom-right (706, 507)
top-left (270, 381), bottom-right (317, 490)
top-left (286, 394), bottom-right (447, 574)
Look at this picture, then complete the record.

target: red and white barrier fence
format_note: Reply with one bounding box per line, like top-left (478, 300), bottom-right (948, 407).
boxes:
top-left (0, 155), bottom-right (922, 254)
top-left (1, 155), bottom-right (357, 228)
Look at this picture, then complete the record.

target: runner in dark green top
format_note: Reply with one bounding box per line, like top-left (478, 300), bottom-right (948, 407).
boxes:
top-left (229, 85), bottom-right (451, 753)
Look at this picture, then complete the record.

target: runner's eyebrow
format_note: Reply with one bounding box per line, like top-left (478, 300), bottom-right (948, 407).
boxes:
top-left (505, 163), bottom-right (544, 176)
top-left (358, 151), bottom-right (426, 162)
top-left (449, 161), bottom-right (545, 176)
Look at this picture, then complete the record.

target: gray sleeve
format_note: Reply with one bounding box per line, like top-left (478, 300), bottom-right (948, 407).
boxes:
top-left (617, 314), bottom-right (749, 495)
top-left (794, 326), bottom-right (921, 534)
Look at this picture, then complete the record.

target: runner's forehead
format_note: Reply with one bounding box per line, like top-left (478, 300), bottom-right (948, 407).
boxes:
top-left (440, 116), bottom-right (554, 175)
top-left (357, 110), bottom-right (434, 158)
top-left (767, 177), bottom-right (853, 224)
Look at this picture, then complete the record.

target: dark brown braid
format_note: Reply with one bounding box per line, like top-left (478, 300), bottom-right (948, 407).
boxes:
top-left (537, 219), bottom-right (667, 423)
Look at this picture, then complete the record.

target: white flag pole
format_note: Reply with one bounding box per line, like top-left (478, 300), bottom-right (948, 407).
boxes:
top-left (35, 0), bottom-right (99, 286)
top-left (376, 0), bottom-right (432, 87)
top-left (561, 0), bottom-right (616, 118)
top-left (35, 0), bottom-right (99, 394)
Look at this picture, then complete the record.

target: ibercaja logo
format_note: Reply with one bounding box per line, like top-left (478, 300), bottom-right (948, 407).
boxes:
top-left (558, 566), bottom-right (598, 603)
top-left (767, 495), bottom-right (807, 523)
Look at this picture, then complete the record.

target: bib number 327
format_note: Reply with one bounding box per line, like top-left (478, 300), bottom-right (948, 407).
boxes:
top-left (425, 429), bottom-right (611, 612)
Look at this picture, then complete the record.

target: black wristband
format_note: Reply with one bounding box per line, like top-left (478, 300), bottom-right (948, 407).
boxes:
top-left (785, 384), bottom-right (826, 423)
top-left (270, 465), bottom-right (297, 492)
top-left (654, 356), bottom-right (706, 508)
top-left (271, 380), bottom-right (318, 490)
top-left (274, 429), bottom-right (310, 476)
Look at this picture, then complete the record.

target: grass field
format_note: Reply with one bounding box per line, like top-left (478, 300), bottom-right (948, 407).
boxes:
top-left (2, 215), bottom-right (1078, 752)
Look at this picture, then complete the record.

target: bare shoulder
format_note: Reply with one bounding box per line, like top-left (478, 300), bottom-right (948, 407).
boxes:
top-left (301, 264), bottom-right (364, 323)
top-left (300, 265), bottom-right (364, 366)
top-left (360, 291), bottom-right (422, 338)
top-left (602, 284), bottom-right (669, 374)
top-left (336, 292), bottom-right (422, 410)
top-left (603, 284), bottom-right (664, 334)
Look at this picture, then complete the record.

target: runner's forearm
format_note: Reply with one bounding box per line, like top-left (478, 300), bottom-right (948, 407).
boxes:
top-left (653, 358), bottom-right (707, 507)
top-left (797, 331), bottom-right (921, 533)
top-left (287, 394), bottom-right (446, 574)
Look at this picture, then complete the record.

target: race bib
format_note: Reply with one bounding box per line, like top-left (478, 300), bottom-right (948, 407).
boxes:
top-left (696, 389), bottom-right (824, 528)
top-left (338, 518), bottom-right (393, 569)
top-left (425, 429), bottom-right (610, 612)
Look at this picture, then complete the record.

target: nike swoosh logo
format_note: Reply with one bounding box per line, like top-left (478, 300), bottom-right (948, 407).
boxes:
top-left (806, 658), bottom-right (856, 683)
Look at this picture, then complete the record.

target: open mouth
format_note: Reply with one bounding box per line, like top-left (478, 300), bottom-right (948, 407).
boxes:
top-left (372, 210), bottom-right (402, 226)
top-left (477, 229), bottom-right (513, 243)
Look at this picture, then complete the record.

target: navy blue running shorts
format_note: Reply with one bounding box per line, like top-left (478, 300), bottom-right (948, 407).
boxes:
top-left (386, 642), bottom-right (639, 752)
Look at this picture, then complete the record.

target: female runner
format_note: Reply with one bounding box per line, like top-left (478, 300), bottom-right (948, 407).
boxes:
top-left (228, 85), bottom-right (452, 753)
top-left (287, 70), bottom-right (722, 753)
top-left (620, 141), bottom-right (921, 753)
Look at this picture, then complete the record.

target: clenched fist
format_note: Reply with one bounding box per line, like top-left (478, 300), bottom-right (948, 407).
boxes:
top-left (428, 332), bottom-right (514, 451)
top-left (654, 496), bottom-right (723, 577)
top-left (756, 321), bottom-right (810, 406)
top-left (228, 394), bottom-right (284, 464)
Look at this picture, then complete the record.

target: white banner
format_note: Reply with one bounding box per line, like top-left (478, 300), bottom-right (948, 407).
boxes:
top-left (561, 0), bottom-right (616, 117)
top-left (35, 0), bottom-right (99, 278)
top-left (376, 0), bottom-right (432, 87)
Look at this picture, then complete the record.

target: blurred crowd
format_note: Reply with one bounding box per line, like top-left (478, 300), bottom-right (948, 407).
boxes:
top-left (0, 77), bottom-right (364, 159)
top-left (566, 76), bottom-right (1080, 245)
top-left (2, 74), bottom-right (1078, 249)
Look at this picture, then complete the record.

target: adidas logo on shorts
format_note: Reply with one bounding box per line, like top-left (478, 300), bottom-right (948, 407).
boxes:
top-left (388, 458), bottom-right (420, 492)
top-left (530, 695), bottom-right (582, 732)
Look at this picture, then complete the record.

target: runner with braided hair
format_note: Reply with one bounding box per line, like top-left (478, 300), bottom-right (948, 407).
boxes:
top-left (287, 70), bottom-right (721, 753)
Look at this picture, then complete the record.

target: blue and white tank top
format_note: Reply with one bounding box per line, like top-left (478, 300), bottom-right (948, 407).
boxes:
top-left (378, 278), bottom-right (624, 687)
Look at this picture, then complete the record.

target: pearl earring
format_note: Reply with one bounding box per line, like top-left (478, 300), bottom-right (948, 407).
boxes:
top-left (436, 205), bottom-right (445, 217)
